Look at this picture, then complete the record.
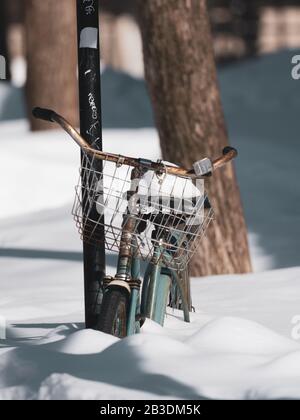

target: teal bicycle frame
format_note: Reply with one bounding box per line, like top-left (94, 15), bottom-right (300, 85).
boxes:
top-left (103, 166), bottom-right (191, 336)
top-left (110, 228), bottom-right (191, 336)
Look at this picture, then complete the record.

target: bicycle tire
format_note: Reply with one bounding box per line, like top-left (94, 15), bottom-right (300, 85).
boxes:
top-left (97, 286), bottom-right (129, 338)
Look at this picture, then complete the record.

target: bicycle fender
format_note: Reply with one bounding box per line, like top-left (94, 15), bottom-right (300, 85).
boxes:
top-left (107, 280), bottom-right (131, 295)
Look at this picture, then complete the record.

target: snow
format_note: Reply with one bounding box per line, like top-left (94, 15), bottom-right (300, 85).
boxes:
top-left (0, 50), bottom-right (300, 400)
top-left (1, 304), bottom-right (300, 400)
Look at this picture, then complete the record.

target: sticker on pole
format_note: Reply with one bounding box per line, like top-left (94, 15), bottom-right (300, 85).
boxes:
top-left (0, 55), bottom-right (6, 80)
top-left (80, 27), bottom-right (98, 49)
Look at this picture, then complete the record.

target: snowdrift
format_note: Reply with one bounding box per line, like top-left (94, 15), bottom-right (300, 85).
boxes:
top-left (1, 303), bottom-right (300, 400)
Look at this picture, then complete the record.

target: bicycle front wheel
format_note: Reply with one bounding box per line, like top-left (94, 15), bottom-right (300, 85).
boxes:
top-left (97, 286), bottom-right (129, 338)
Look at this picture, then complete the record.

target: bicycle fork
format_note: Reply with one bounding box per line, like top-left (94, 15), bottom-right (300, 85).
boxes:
top-left (104, 168), bottom-right (143, 335)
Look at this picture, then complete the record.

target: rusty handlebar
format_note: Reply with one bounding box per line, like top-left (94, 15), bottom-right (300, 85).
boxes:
top-left (32, 107), bottom-right (237, 178)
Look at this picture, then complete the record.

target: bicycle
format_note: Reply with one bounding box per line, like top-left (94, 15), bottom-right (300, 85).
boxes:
top-left (32, 107), bottom-right (237, 338)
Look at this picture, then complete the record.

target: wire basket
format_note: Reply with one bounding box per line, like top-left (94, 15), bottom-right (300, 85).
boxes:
top-left (72, 153), bottom-right (214, 271)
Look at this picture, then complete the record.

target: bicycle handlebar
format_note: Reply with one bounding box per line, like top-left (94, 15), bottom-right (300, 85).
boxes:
top-left (32, 107), bottom-right (56, 122)
top-left (32, 107), bottom-right (237, 178)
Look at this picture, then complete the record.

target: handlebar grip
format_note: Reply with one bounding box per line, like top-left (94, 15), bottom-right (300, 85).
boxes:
top-left (223, 146), bottom-right (238, 157)
top-left (211, 146), bottom-right (238, 172)
top-left (32, 107), bottom-right (56, 123)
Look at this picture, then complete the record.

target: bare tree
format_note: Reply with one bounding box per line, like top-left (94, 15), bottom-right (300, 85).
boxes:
top-left (137, 0), bottom-right (252, 276)
top-left (25, 0), bottom-right (78, 131)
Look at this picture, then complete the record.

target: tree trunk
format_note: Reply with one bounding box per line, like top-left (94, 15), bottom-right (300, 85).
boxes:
top-left (137, 0), bottom-right (252, 276)
top-left (5, 0), bottom-right (24, 25)
top-left (25, 0), bottom-right (78, 131)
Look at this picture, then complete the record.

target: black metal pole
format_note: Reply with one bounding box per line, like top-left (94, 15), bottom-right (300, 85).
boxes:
top-left (76, 0), bottom-right (105, 329)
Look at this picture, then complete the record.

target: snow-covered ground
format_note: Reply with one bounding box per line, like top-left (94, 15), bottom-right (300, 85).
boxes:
top-left (0, 50), bottom-right (300, 400)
